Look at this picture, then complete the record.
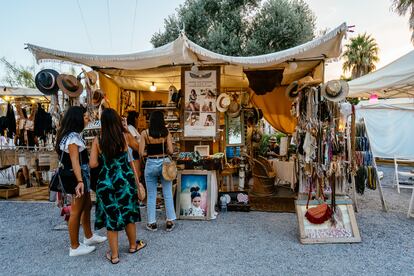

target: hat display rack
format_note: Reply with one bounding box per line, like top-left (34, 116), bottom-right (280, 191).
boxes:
top-left (291, 79), bottom-right (355, 223)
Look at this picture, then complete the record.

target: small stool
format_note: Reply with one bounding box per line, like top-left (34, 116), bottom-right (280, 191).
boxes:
top-left (220, 169), bottom-right (236, 191)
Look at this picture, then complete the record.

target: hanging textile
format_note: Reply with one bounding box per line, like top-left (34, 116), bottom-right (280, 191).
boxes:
top-left (6, 103), bottom-right (16, 138)
top-left (34, 103), bottom-right (53, 142)
top-left (250, 86), bottom-right (297, 134)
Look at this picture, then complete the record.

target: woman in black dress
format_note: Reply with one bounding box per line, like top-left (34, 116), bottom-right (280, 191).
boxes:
top-left (89, 108), bottom-right (146, 264)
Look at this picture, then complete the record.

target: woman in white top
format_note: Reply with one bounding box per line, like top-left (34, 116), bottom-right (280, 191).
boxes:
top-left (55, 106), bottom-right (106, 257)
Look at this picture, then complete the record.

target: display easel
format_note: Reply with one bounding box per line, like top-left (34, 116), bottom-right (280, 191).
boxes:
top-left (354, 118), bottom-right (388, 212)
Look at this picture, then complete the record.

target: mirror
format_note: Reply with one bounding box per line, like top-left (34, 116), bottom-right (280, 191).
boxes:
top-left (226, 112), bottom-right (244, 146)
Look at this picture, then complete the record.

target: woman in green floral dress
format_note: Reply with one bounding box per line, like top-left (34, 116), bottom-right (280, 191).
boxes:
top-left (89, 108), bottom-right (146, 264)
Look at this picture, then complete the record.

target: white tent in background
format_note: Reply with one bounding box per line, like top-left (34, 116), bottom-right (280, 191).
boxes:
top-left (355, 98), bottom-right (414, 159)
top-left (348, 50), bottom-right (414, 98)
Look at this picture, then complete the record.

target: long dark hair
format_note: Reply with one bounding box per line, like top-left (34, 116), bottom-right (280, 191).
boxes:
top-left (100, 108), bottom-right (126, 159)
top-left (55, 106), bottom-right (86, 152)
top-left (148, 110), bottom-right (168, 138)
top-left (127, 111), bottom-right (138, 126)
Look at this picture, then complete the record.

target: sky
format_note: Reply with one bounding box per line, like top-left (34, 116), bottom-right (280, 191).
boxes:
top-left (0, 0), bottom-right (413, 84)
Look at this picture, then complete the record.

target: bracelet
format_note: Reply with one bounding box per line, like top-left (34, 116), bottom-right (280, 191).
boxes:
top-left (77, 180), bottom-right (83, 183)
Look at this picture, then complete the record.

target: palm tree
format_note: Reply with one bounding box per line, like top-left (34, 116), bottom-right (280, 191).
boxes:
top-left (392, 0), bottom-right (414, 43)
top-left (342, 33), bottom-right (379, 79)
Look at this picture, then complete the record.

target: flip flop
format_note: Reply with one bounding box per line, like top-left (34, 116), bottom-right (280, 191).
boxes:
top-left (129, 240), bottom-right (147, 254)
top-left (106, 251), bottom-right (120, 264)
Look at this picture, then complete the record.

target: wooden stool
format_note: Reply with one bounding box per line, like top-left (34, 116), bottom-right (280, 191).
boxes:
top-left (220, 169), bottom-right (236, 191)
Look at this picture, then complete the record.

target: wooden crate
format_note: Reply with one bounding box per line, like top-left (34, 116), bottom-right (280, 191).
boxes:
top-left (0, 185), bottom-right (20, 199)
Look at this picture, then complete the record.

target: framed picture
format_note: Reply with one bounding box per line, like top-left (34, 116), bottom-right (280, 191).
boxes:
top-left (295, 199), bottom-right (361, 244)
top-left (225, 112), bottom-right (245, 146)
top-left (181, 66), bottom-right (220, 139)
top-left (194, 145), bottom-right (210, 156)
top-left (176, 170), bottom-right (212, 220)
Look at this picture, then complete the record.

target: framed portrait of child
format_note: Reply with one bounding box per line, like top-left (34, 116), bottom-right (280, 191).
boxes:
top-left (176, 170), bottom-right (212, 220)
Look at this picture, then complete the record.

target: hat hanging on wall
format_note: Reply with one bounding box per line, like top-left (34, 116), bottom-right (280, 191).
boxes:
top-left (321, 80), bottom-right (349, 102)
top-left (57, 74), bottom-right (83, 98)
top-left (35, 69), bottom-right (60, 95)
top-left (216, 93), bottom-right (231, 113)
top-left (285, 76), bottom-right (321, 100)
top-left (227, 94), bottom-right (241, 118)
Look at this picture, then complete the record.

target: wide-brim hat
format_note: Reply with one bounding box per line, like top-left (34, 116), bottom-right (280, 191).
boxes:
top-left (216, 93), bottom-right (231, 112)
top-left (321, 80), bottom-right (349, 102)
top-left (35, 69), bottom-right (59, 95)
top-left (57, 74), bottom-right (83, 97)
top-left (85, 71), bottom-right (98, 86)
top-left (227, 101), bottom-right (241, 118)
top-left (92, 89), bottom-right (104, 105)
top-left (285, 76), bottom-right (321, 100)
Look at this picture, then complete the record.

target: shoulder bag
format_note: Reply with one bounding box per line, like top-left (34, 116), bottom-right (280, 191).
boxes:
top-left (125, 134), bottom-right (146, 201)
top-left (305, 176), bottom-right (332, 224)
top-left (49, 151), bottom-right (81, 195)
top-left (161, 136), bottom-right (177, 181)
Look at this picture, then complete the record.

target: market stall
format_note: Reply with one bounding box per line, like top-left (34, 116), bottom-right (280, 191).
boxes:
top-left (21, 22), bottom-right (363, 243)
top-left (0, 86), bottom-right (56, 199)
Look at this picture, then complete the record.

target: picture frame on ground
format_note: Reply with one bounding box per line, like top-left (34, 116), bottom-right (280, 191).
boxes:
top-left (194, 145), bottom-right (210, 156)
top-left (176, 170), bottom-right (212, 220)
top-left (295, 199), bottom-right (361, 244)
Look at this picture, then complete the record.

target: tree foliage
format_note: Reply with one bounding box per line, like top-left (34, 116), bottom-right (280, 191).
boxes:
top-left (342, 33), bottom-right (379, 80)
top-left (1, 57), bottom-right (35, 88)
top-left (151, 0), bottom-right (316, 56)
top-left (392, 0), bottom-right (414, 43)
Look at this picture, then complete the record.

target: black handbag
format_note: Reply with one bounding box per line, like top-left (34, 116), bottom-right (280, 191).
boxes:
top-left (49, 151), bottom-right (81, 195)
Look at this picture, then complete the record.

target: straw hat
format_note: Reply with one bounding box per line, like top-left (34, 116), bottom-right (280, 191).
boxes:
top-left (92, 89), bottom-right (104, 105)
top-left (285, 76), bottom-right (321, 100)
top-left (216, 93), bottom-right (231, 113)
top-left (35, 69), bottom-right (59, 95)
top-left (321, 80), bottom-right (349, 102)
top-left (85, 71), bottom-right (98, 86)
top-left (227, 95), bottom-right (241, 118)
top-left (57, 74), bottom-right (83, 97)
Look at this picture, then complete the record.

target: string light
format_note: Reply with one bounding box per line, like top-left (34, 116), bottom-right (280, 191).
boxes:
top-left (150, 82), bottom-right (157, 92)
top-left (289, 62), bottom-right (298, 70)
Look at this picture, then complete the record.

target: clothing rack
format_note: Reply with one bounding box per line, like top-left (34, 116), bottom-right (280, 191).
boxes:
top-left (354, 118), bottom-right (387, 211)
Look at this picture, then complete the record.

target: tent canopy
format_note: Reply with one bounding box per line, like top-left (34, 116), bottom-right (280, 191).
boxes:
top-left (0, 86), bottom-right (46, 97)
top-left (26, 23), bottom-right (347, 91)
top-left (348, 50), bottom-right (414, 98)
top-left (26, 23), bottom-right (347, 133)
top-left (356, 98), bottom-right (414, 159)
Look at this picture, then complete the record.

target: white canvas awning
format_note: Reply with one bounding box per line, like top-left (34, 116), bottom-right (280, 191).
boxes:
top-left (0, 86), bottom-right (45, 97)
top-left (348, 50), bottom-right (414, 98)
top-left (26, 23), bottom-right (347, 91)
top-left (356, 98), bottom-right (414, 159)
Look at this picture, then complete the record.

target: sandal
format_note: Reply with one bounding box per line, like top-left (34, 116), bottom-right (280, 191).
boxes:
top-left (129, 240), bottom-right (147, 254)
top-left (106, 251), bottom-right (120, 264)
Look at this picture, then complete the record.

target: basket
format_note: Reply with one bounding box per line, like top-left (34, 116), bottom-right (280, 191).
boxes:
top-left (251, 159), bottom-right (276, 196)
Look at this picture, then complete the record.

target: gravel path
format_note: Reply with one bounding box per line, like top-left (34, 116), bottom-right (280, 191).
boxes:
top-left (0, 165), bottom-right (413, 275)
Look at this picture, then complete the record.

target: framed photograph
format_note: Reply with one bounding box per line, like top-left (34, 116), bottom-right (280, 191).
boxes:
top-left (176, 170), bottom-right (212, 220)
top-left (194, 145), bottom-right (210, 156)
top-left (295, 199), bottom-right (361, 244)
top-left (181, 67), bottom-right (220, 139)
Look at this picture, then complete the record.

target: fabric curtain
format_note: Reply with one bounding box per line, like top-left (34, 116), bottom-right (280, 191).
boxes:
top-left (356, 107), bottom-right (414, 159)
top-left (250, 86), bottom-right (297, 134)
top-left (98, 73), bottom-right (120, 112)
